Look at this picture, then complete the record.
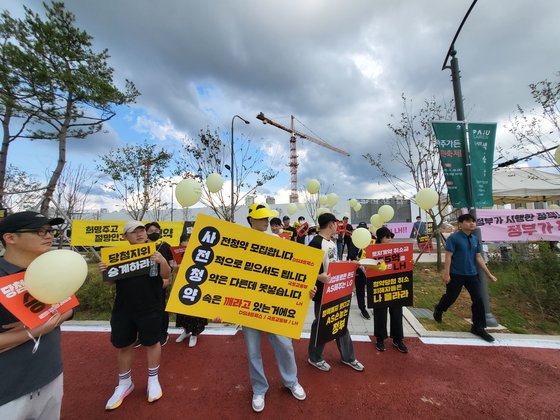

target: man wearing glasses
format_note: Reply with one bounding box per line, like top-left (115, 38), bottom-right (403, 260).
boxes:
top-left (0, 211), bottom-right (74, 419)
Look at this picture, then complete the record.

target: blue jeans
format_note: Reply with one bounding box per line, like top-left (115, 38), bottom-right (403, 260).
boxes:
top-left (242, 327), bottom-right (298, 395)
top-left (337, 241), bottom-right (344, 260)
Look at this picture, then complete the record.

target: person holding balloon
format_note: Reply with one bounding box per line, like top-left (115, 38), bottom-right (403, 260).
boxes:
top-left (100, 221), bottom-right (171, 410)
top-left (372, 226), bottom-right (409, 353)
top-left (0, 211), bottom-right (75, 419)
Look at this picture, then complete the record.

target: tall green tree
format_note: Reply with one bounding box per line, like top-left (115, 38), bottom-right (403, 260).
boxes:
top-left (0, 2), bottom-right (139, 213)
top-left (174, 127), bottom-right (278, 221)
top-left (97, 141), bottom-right (172, 220)
top-left (507, 71), bottom-right (560, 171)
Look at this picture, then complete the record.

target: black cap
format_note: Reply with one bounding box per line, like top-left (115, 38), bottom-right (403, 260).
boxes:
top-left (375, 226), bottom-right (394, 239)
top-left (0, 211), bottom-right (64, 236)
top-left (357, 222), bottom-right (368, 228)
top-left (282, 215), bottom-right (290, 221)
top-left (318, 212), bottom-right (338, 227)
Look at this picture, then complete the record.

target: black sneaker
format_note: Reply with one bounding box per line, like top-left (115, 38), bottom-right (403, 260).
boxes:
top-left (393, 340), bottom-right (409, 353)
top-left (360, 308), bottom-right (371, 320)
top-left (433, 306), bottom-right (443, 323)
top-left (375, 339), bottom-right (385, 352)
top-left (471, 327), bottom-right (495, 343)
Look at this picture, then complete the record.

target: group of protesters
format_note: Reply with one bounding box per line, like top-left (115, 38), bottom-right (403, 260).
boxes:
top-left (0, 207), bottom-right (498, 417)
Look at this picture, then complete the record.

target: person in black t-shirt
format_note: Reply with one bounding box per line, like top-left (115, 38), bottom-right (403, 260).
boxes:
top-left (282, 216), bottom-right (297, 241)
top-left (101, 221), bottom-right (171, 410)
top-left (145, 222), bottom-right (174, 347)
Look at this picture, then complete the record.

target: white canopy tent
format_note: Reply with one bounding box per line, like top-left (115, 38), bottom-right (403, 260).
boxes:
top-left (492, 168), bottom-right (560, 204)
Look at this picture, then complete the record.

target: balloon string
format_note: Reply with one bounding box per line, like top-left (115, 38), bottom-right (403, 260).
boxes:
top-left (25, 328), bottom-right (41, 354)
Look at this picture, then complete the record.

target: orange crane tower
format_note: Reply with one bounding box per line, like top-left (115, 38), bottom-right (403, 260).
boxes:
top-left (256, 112), bottom-right (350, 203)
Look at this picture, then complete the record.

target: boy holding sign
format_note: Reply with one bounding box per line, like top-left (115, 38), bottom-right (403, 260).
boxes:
top-left (0, 211), bottom-right (73, 419)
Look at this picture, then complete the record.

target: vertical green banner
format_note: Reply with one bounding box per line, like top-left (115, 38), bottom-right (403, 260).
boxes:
top-left (468, 123), bottom-right (496, 207)
top-left (431, 122), bottom-right (468, 208)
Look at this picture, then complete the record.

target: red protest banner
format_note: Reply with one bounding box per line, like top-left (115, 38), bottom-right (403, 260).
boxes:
top-left (0, 272), bottom-right (78, 329)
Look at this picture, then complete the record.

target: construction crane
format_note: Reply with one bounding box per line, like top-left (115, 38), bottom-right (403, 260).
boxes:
top-left (256, 112), bottom-right (350, 203)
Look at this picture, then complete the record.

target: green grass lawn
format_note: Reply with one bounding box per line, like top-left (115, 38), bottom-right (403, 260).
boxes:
top-left (413, 262), bottom-right (560, 335)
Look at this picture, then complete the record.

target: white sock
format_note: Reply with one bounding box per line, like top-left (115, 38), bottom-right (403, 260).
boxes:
top-left (118, 370), bottom-right (132, 388)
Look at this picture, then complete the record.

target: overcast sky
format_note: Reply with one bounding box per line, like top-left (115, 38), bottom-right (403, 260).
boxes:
top-left (5, 0), bottom-right (560, 211)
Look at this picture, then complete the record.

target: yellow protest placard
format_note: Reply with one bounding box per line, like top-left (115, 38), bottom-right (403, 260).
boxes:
top-left (166, 214), bottom-right (323, 339)
top-left (70, 220), bottom-right (185, 246)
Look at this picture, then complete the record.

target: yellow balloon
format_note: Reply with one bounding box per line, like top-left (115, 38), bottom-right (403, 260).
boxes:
top-left (549, 204), bottom-right (560, 209)
top-left (206, 173), bottom-right (224, 193)
top-left (175, 178), bottom-right (202, 207)
top-left (555, 146), bottom-right (560, 165)
top-left (354, 202), bottom-right (362, 212)
top-left (287, 203), bottom-right (297, 215)
top-left (271, 210), bottom-right (280, 217)
top-left (370, 214), bottom-right (383, 228)
top-left (349, 198), bottom-right (358, 209)
top-left (327, 193), bottom-right (339, 207)
top-left (25, 250), bottom-right (88, 304)
top-left (352, 227), bottom-right (371, 249)
top-left (298, 202), bottom-right (305, 210)
top-left (306, 179), bottom-right (320, 194)
top-left (378, 205), bottom-right (395, 222)
top-left (416, 188), bottom-right (439, 210)
top-left (319, 194), bottom-right (328, 205)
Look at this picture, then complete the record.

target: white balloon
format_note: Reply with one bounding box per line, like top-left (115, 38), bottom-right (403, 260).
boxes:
top-left (319, 194), bottom-right (328, 206)
top-left (287, 203), bottom-right (297, 215)
top-left (327, 193), bottom-right (339, 207)
top-left (175, 178), bottom-right (202, 207)
top-left (370, 214), bottom-right (383, 228)
top-left (25, 250), bottom-right (88, 304)
top-left (306, 179), bottom-right (320, 194)
top-left (352, 227), bottom-right (371, 249)
top-left (555, 146), bottom-right (560, 165)
top-left (378, 205), bottom-right (395, 222)
top-left (316, 207), bottom-right (330, 217)
top-left (416, 188), bottom-right (439, 210)
top-left (206, 173), bottom-right (224, 193)
top-left (349, 198), bottom-right (358, 209)
top-left (298, 202), bottom-right (305, 210)
top-left (354, 202), bottom-right (362, 212)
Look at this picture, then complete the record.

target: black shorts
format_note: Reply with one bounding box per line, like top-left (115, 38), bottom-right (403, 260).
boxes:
top-left (110, 310), bottom-right (162, 348)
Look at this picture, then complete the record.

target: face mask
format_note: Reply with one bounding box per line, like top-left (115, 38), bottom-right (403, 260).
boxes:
top-left (147, 232), bottom-right (161, 241)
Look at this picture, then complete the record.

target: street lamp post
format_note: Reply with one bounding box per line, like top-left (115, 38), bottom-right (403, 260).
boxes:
top-left (230, 114), bottom-right (250, 222)
top-left (442, 0), bottom-right (497, 327)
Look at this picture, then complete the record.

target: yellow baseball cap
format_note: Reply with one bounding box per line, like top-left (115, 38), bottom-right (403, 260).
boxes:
top-left (248, 203), bottom-right (275, 220)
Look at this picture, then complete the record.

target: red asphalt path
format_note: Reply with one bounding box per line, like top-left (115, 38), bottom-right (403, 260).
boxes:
top-left (61, 332), bottom-right (560, 419)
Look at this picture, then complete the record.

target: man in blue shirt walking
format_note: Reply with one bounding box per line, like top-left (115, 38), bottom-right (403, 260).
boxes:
top-left (433, 214), bottom-right (497, 342)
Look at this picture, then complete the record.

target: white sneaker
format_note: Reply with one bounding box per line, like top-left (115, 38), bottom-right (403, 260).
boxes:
top-left (288, 383), bottom-right (306, 401)
top-left (252, 394), bottom-right (265, 412)
top-left (176, 331), bottom-right (191, 343)
top-left (147, 380), bottom-right (162, 403)
top-left (188, 335), bottom-right (198, 347)
top-left (105, 382), bottom-right (134, 410)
